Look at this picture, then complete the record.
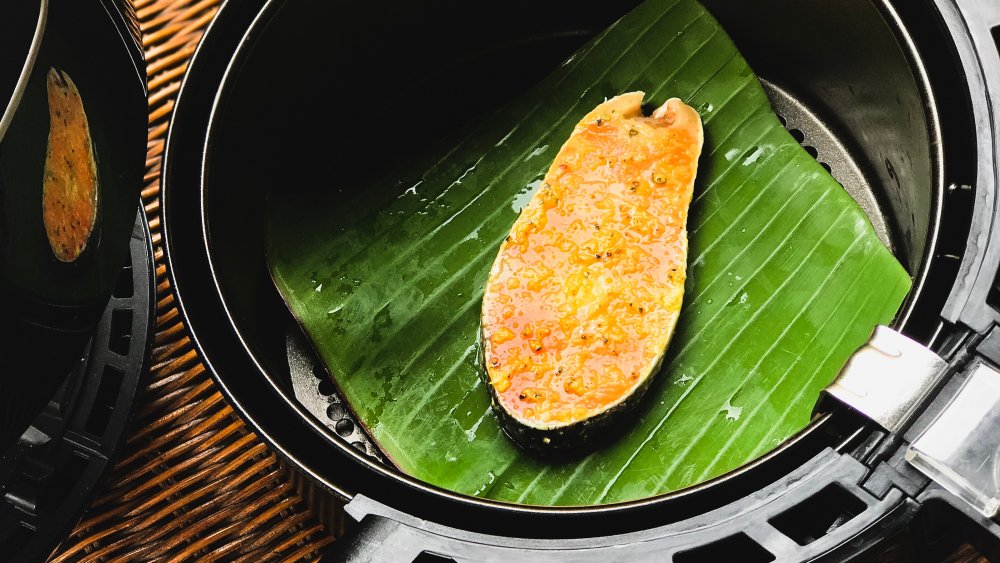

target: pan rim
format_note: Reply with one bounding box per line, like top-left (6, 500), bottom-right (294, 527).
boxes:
top-left (0, 0), bottom-right (47, 142)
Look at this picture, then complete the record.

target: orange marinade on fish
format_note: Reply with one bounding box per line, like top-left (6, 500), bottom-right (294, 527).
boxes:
top-left (481, 92), bottom-right (703, 449)
top-left (42, 68), bottom-right (99, 263)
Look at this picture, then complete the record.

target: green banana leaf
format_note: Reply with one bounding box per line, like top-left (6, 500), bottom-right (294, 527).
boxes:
top-left (266, 0), bottom-right (910, 505)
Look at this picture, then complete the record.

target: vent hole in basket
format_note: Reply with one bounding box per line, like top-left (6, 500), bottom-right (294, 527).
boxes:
top-left (326, 402), bottom-right (346, 421)
top-left (413, 552), bottom-right (457, 563)
top-left (108, 310), bottom-right (132, 356)
top-left (335, 418), bottom-right (355, 437)
top-left (312, 363), bottom-right (326, 380)
top-left (803, 145), bottom-right (819, 159)
top-left (788, 128), bottom-right (805, 143)
top-left (85, 365), bottom-right (125, 436)
top-left (112, 264), bottom-right (133, 298)
top-left (317, 378), bottom-right (336, 396)
top-left (769, 484), bottom-right (867, 546)
top-left (673, 533), bottom-right (774, 563)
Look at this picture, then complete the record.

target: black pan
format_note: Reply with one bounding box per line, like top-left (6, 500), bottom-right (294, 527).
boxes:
top-left (0, 0), bottom-right (146, 449)
top-left (163, 0), bottom-right (956, 557)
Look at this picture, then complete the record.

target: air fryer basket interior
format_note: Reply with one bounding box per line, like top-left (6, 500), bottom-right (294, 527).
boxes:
top-left (202, 0), bottom-right (939, 506)
top-left (703, 0), bottom-right (936, 277)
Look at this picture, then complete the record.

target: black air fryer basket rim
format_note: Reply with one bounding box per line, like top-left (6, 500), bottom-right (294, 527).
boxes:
top-left (879, 0), bottom-right (945, 334)
top-left (163, 0), bottom-right (953, 533)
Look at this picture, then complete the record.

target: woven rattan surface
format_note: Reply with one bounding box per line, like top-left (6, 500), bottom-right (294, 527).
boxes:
top-left (48, 1), bottom-right (344, 560)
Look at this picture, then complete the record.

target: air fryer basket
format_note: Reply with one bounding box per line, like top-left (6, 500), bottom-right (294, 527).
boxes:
top-left (202, 0), bottom-right (940, 489)
top-left (162, 0), bottom-right (1000, 559)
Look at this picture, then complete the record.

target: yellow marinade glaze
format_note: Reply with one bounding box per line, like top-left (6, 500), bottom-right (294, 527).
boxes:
top-left (482, 92), bottom-right (703, 430)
